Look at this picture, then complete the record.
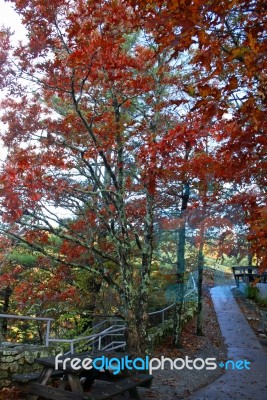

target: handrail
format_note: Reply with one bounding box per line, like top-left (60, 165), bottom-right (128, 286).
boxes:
top-left (0, 272), bottom-right (198, 352)
top-left (48, 324), bottom-right (126, 345)
top-left (48, 324), bottom-right (126, 354)
top-left (148, 272), bottom-right (197, 323)
top-left (0, 314), bottom-right (54, 347)
top-left (0, 314), bottom-right (54, 321)
top-left (149, 302), bottom-right (174, 316)
top-left (51, 273), bottom-right (196, 351)
top-left (101, 341), bottom-right (126, 351)
top-left (92, 318), bottom-right (125, 332)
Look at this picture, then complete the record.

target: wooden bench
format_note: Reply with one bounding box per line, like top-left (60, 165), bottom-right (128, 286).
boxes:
top-left (232, 266), bottom-right (259, 287)
top-left (28, 383), bottom-right (83, 400)
top-left (12, 370), bottom-right (64, 383)
top-left (12, 372), bottom-right (42, 384)
top-left (12, 370), bottom-right (64, 392)
top-left (28, 373), bottom-right (153, 400)
top-left (88, 374), bottom-right (153, 399)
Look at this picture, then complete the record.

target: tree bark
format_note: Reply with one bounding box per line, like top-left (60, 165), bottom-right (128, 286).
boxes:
top-left (196, 222), bottom-right (205, 336)
top-left (1, 286), bottom-right (12, 339)
top-left (173, 181), bottom-right (189, 347)
top-left (125, 304), bottom-right (149, 356)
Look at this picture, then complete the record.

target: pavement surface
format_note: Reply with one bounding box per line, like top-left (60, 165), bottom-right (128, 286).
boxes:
top-left (188, 285), bottom-right (267, 400)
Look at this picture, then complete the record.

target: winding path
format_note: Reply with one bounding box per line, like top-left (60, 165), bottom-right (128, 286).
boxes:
top-left (188, 286), bottom-right (267, 400)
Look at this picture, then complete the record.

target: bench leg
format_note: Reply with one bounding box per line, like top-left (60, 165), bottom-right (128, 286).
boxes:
top-left (128, 387), bottom-right (140, 399)
top-left (27, 367), bottom-right (54, 400)
top-left (121, 370), bottom-right (140, 399)
top-left (82, 369), bottom-right (100, 390)
top-left (58, 374), bottom-right (69, 390)
top-left (27, 395), bottom-right (37, 400)
top-left (67, 373), bottom-right (84, 394)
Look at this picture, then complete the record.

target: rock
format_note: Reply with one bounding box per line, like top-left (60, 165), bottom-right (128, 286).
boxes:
top-left (0, 371), bottom-right (8, 379)
top-left (9, 362), bottom-right (19, 373)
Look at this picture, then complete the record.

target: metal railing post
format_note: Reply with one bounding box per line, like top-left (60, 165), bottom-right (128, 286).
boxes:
top-left (70, 342), bottom-right (74, 354)
top-left (0, 314), bottom-right (54, 346)
top-left (45, 320), bottom-right (51, 347)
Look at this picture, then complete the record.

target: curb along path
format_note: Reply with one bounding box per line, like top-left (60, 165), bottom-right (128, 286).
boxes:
top-left (188, 286), bottom-right (267, 400)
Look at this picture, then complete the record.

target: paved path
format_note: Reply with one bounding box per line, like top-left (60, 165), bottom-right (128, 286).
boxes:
top-left (188, 286), bottom-right (267, 400)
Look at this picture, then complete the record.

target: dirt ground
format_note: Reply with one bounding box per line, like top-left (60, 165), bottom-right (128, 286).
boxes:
top-left (232, 287), bottom-right (267, 350)
top-left (139, 285), bottom-right (227, 400)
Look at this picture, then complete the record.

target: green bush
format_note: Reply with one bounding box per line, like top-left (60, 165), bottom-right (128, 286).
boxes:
top-left (246, 286), bottom-right (258, 299)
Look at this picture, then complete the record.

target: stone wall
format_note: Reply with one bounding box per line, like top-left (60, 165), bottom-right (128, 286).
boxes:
top-left (0, 343), bottom-right (58, 388)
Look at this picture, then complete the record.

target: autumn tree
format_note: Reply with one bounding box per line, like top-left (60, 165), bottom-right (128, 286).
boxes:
top-left (0, 0), bottom-right (265, 354)
top-left (127, 0), bottom-right (266, 348)
top-left (134, 0), bottom-right (267, 268)
top-left (0, 0), bottom-right (192, 353)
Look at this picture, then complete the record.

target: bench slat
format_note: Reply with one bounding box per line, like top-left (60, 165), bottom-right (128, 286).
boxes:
top-left (85, 374), bottom-right (153, 400)
top-left (232, 266), bottom-right (260, 287)
top-left (12, 370), bottom-right (64, 383)
top-left (12, 372), bottom-right (41, 384)
top-left (28, 382), bottom-right (84, 400)
top-left (28, 374), bottom-right (153, 400)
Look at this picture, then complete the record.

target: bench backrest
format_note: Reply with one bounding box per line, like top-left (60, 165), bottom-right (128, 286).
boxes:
top-left (232, 266), bottom-right (258, 275)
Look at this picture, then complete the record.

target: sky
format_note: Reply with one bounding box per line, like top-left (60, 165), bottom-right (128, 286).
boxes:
top-left (0, 2), bottom-right (73, 221)
top-left (0, 0), bottom-right (26, 42)
top-left (0, 1), bottom-right (27, 164)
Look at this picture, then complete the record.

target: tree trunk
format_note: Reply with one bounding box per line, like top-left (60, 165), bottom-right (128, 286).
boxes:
top-left (123, 189), bottom-right (153, 356)
top-left (125, 307), bottom-right (149, 356)
top-left (196, 223), bottom-right (205, 336)
top-left (173, 181), bottom-right (189, 347)
top-left (248, 248), bottom-right (253, 267)
top-left (173, 282), bottom-right (185, 348)
top-left (123, 252), bottom-right (151, 356)
top-left (173, 217), bottom-right (186, 348)
top-left (82, 277), bottom-right (102, 333)
top-left (1, 286), bottom-right (12, 339)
